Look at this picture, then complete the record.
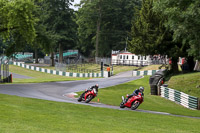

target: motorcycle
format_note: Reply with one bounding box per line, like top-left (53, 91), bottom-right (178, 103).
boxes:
top-left (120, 92), bottom-right (143, 110)
top-left (77, 88), bottom-right (97, 103)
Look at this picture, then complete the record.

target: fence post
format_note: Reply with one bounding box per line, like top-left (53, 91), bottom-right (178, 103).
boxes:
top-left (198, 98), bottom-right (200, 110)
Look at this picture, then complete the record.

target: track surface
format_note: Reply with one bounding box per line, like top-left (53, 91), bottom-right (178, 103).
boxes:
top-left (0, 71), bottom-right (199, 119)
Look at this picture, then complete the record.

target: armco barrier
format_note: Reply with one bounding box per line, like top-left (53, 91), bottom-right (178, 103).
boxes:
top-left (160, 86), bottom-right (199, 110)
top-left (132, 70), bottom-right (159, 76)
top-left (13, 62), bottom-right (103, 78)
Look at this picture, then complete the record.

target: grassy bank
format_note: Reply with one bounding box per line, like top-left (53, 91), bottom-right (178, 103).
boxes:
top-left (0, 94), bottom-right (200, 133)
top-left (167, 72), bottom-right (200, 97)
top-left (77, 76), bottom-right (200, 117)
top-left (9, 65), bottom-right (89, 83)
top-left (138, 65), bottom-right (163, 71)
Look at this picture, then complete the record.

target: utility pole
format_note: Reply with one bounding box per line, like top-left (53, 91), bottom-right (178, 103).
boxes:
top-left (125, 37), bottom-right (128, 52)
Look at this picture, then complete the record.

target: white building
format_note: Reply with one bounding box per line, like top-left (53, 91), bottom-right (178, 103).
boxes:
top-left (111, 50), bottom-right (151, 66)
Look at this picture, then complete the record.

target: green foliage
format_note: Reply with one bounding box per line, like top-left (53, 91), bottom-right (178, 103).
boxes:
top-left (0, 0), bottom-right (46, 57)
top-left (129, 0), bottom-right (187, 73)
top-left (154, 0), bottom-right (200, 60)
top-left (76, 0), bottom-right (141, 57)
top-left (129, 0), bottom-right (182, 57)
top-left (0, 0), bottom-right (38, 54)
top-left (42, 0), bottom-right (77, 51)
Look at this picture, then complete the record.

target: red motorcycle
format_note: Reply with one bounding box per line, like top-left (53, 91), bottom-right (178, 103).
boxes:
top-left (77, 89), bottom-right (97, 103)
top-left (120, 92), bottom-right (144, 110)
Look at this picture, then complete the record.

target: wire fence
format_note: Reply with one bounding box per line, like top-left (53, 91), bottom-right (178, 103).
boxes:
top-left (111, 59), bottom-right (168, 66)
top-left (0, 57), bottom-right (11, 83)
top-left (55, 62), bottom-right (101, 73)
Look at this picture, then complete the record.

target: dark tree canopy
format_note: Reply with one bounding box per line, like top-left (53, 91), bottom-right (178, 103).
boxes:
top-left (76, 0), bottom-right (141, 57)
top-left (154, 0), bottom-right (200, 60)
top-left (129, 0), bottom-right (185, 72)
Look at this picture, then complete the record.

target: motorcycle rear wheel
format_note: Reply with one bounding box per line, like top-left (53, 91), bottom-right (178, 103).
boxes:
top-left (131, 101), bottom-right (140, 110)
top-left (85, 95), bottom-right (93, 103)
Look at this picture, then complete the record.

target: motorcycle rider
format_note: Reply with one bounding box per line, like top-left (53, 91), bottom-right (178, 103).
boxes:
top-left (125, 86), bottom-right (144, 103)
top-left (82, 84), bottom-right (99, 96)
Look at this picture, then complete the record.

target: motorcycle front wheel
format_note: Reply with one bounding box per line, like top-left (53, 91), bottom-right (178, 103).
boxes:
top-left (85, 95), bottom-right (94, 103)
top-left (120, 101), bottom-right (125, 108)
top-left (77, 93), bottom-right (84, 102)
top-left (131, 101), bottom-right (140, 110)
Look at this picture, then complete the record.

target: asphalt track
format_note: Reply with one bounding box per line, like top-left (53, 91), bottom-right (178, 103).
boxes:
top-left (0, 71), bottom-right (199, 119)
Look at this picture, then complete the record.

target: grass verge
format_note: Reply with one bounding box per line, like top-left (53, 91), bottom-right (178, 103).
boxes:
top-left (0, 94), bottom-right (200, 133)
top-left (77, 76), bottom-right (200, 117)
top-left (167, 72), bottom-right (200, 97)
top-left (112, 65), bottom-right (138, 75)
top-left (9, 65), bottom-right (89, 83)
top-left (42, 64), bottom-right (138, 75)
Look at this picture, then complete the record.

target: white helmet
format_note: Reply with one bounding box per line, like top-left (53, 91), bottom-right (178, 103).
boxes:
top-left (139, 86), bottom-right (144, 92)
top-left (95, 84), bottom-right (99, 87)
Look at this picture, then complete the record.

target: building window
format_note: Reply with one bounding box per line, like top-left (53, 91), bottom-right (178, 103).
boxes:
top-left (120, 55), bottom-right (122, 59)
top-left (132, 56), bottom-right (134, 59)
top-left (127, 55), bottom-right (128, 59)
top-left (144, 56), bottom-right (147, 60)
top-left (138, 56), bottom-right (140, 60)
top-left (123, 55), bottom-right (125, 59)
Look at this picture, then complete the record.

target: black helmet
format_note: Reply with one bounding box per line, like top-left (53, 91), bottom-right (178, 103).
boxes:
top-left (139, 86), bottom-right (144, 92)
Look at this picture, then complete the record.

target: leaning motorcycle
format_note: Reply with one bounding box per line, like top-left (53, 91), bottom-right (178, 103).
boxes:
top-left (77, 88), bottom-right (97, 103)
top-left (120, 92), bottom-right (143, 110)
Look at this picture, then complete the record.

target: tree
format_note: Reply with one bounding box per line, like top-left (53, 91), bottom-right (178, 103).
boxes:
top-left (76, 0), bottom-right (141, 57)
top-left (154, 0), bottom-right (200, 70)
top-left (0, 0), bottom-right (38, 56)
top-left (76, 0), bottom-right (99, 57)
top-left (42, 0), bottom-right (77, 64)
top-left (129, 0), bottom-right (185, 73)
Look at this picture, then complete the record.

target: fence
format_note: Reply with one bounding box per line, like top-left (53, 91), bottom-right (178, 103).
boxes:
top-left (0, 58), bottom-right (11, 83)
top-left (132, 70), bottom-right (160, 76)
top-left (55, 63), bottom-right (67, 72)
top-left (160, 86), bottom-right (199, 110)
top-left (95, 57), bottom-right (111, 65)
top-left (111, 59), bottom-right (167, 66)
top-left (65, 63), bottom-right (100, 73)
top-left (13, 62), bottom-right (103, 78)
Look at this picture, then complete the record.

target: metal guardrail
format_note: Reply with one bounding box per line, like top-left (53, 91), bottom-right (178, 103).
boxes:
top-left (111, 59), bottom-right (167, 66)
top-left (132, 70), bottom-right (160, 76)
top-left (160, 86), bottom-right (199, 110)
top-left (13, 62), bottom-right (103, 78)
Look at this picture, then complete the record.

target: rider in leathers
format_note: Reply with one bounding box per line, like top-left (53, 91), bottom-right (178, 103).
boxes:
top-left (82, 84), bottom-right (99, 96)
top-left (125, 86), bottom-right (144, 103)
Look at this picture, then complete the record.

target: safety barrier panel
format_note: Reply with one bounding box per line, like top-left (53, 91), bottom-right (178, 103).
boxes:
top-left (13, 62), bottom-right (103, 78)
top-left (160, 86), bottom-right (199, 110)
top-left (132, 70), bottom-right (160, 76)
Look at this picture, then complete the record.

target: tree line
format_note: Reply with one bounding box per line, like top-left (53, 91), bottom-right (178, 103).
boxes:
top-left (0, 0), bottom-right (199, 72)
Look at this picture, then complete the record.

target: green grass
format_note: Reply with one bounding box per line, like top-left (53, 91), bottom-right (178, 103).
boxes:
top-left (9, 65), bottom-right (89, 83)
top-left (42, 64), bottom-right (138, 75)
top-left (139, 65), bottom-right (164, 71)
top-left (168, 72), bottom-right (200, 97)
top-left (112, 65), bottom-right (138, 75)
top-left (77, 76), bottom-right (200, 117)
top-left (0, 94), bottom-right (200, 133)
top-left (42, 63), bottom-right (101, 73)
